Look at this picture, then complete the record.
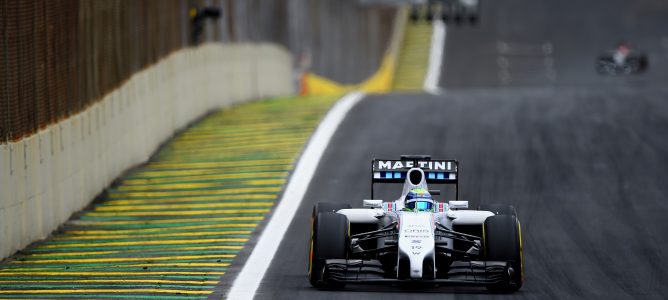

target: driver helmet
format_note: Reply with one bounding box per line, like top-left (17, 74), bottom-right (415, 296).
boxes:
top-left (405, 188), bottom-right (434, 211)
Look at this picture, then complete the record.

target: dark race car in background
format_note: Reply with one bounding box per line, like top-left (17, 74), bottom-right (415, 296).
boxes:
top-left (596, 43), bottom-right (648, 75)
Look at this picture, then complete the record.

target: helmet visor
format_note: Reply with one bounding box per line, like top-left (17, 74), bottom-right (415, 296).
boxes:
top-left (407, 198), bottom-right (433, 211)
top-left (415, 201), bottom-right (433, 211)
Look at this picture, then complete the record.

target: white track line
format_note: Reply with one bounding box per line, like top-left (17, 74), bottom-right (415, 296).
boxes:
top-left (424, 19), bottom-right (446, 94)
top-left (226, 91), bottom-right (366, 300)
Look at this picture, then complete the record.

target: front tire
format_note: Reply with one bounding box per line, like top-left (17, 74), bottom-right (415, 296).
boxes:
top-left (308, 212), bottom-right (349, 289)
top-left (483, 215), bottom-right (523, 291)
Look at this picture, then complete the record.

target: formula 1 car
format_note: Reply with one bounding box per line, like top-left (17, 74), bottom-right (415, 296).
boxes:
top-left (308, 155), bottom-right (523, 291)
top-left (596, 44), bottom-right (648, 75)
top-left (410, 0), bottom-right (480, 25)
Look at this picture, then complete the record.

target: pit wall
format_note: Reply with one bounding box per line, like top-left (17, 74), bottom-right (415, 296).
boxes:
top-left (0, 43), bottom-right (293, 260)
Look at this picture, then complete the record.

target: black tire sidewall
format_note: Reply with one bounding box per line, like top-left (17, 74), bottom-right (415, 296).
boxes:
top-left (308, 212), bottom-right (349, 288)
top-left (483, 214), bottom-right (523, 291)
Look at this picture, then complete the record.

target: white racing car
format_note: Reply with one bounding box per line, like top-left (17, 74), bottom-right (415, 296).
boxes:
top-left (308, 155), bottom-right (523, 291)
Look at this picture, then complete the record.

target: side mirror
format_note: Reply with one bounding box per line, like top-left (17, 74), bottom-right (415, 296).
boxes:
top-left (363, 199), bottom-right (383, 208)
top-left (448, 200), bottom-right (469, 209)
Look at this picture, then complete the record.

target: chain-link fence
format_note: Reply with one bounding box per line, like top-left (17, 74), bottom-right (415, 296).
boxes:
top-left (0, 0), bottom-right (195, 142)
top-left (1, 0), bottom-right (394, 143)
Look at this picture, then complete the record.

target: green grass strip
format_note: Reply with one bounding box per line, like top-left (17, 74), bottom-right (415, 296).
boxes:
top-left (0, 94), bottom-right (340, 298)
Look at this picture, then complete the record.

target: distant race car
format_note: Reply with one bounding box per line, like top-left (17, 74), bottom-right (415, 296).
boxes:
top-left (596, 43), bottom-right (648, 75)
top-left (410, 0), bottom-right (480, 25)
top-left (308, 155), bottom-right (523, 291)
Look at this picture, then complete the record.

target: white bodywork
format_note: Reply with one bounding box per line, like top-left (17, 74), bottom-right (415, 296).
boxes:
top-left (397, 212), bottom-right (436, 279)
top-left (337, 208), bottom-right (384, 223)
top-left (336, 167), bottom-right (494, 279)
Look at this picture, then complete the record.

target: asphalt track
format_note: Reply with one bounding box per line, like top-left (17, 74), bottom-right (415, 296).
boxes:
top-left (253, 0), bottom-right (668, 299)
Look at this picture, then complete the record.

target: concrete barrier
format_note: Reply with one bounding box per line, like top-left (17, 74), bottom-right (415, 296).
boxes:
top-left (303, 7), bottom-right (407, 95)
top-left (0, 42), bottom-right (293, 260)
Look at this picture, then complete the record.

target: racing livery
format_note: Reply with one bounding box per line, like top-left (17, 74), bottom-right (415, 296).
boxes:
top-left (308, 155), bottom-right (523, 291)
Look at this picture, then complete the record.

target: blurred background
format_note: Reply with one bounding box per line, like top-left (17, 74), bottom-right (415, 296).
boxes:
top-left (0, 0), bottom-right (395, 142)
top-left (2, 0), bottom-right (668, 299)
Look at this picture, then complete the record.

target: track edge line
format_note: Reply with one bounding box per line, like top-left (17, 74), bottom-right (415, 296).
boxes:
top-left (225, 91), bottom-right (367, 300)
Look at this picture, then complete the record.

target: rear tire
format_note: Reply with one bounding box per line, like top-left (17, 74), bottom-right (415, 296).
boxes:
top-left (410, 6), bottom-right (420, 22)
top-left (483, 215), bottom-right (523, 291)
top-left (452, 5), bottom-right (464, 25)
top-left (639, 55), bottom-right (649, 71)
top-left (441, 3), bottom-right (453, 23)
top-left (308, 212), bottom-right (349, 289)
top-left (468, 14), bottom-right (479, 25)
top-left (426, 3), bottom-right (435, 21)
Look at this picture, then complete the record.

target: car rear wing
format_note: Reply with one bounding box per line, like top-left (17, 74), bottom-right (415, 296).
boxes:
top-left (371, 155), bottom-right (459, 199)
